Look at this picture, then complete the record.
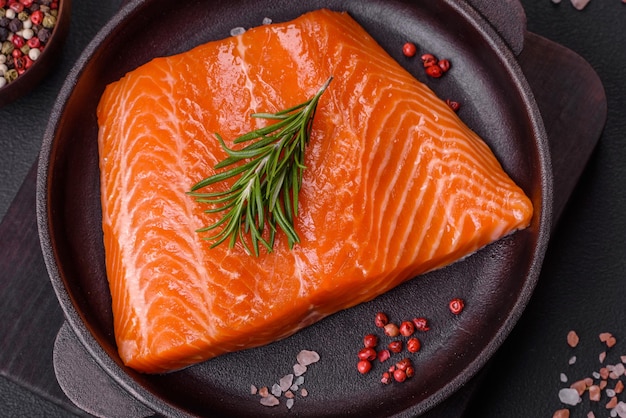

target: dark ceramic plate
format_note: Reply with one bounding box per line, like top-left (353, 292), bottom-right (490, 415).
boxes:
top-left (37, 0), bottom-right (552, 416)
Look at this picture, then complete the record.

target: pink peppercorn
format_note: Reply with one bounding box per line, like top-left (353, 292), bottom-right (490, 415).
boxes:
top-left (27, 37), bottom-right (41, 49)
top-left (30, 10), bottom-right (44, 26)
top-left (9, 1), bottom-right (24, 12)
top-left (426, 65), bottom-right (443, 78)
top-left (449, 298), bottom-right (465, 315)
top-left (407, 337), bottom-right (421, 353)
top-left (377, 349), bottom-right (391, 363)
top-left (12, 35), bottom-right (25, 49)
top-left (358, 347), bottom-right (377, 362)
top-left (402, 42), bottom-right (417, 57)
top-left (357, 360), bottom-right (372, 374)
top-left (399, 321), bottom-right (415, 337)
top-left (393, 369), bottom-right (407, 383)
top-left (374, 312), bottom-right (388, 328)
top-left (412, 317), bottom-right (430, 332)
top-left (363, 334), bottom-right (378, 349)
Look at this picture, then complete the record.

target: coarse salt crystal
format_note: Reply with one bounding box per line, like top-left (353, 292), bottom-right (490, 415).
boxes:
top-left (588, 412), bottom-right (596, 418)
top-left (560, 373), bottom-right (568, 383)
top-left (569, 356), bottom-right (577, 365)
top-left (589, 385), bottom-right (601, 401)
top-left (297, 350), bottom-right (320, 366)
top-left (293, 363), bottom-right (307, 376)
top-left (607, 396), bottom-right (619, 409)
top-left (559, 388), bottom-right (581, 406)
top-left (260, 394), bottom-right (280, 407)
top-left (553, 409), bottom-right (570, 418)
top-left (607, 388), bottom-right (617, 397)
top-left (567, 331), bottom-right (580, 347)
top-left (279, 374), bottom-right (294, 392)
top-left (250, 385), bottom-right (258, 395)
top-left (262, 17), bottom-right (272, 25)
top-left (301, 388), bottom-right (308, 397)
top-left (570, 0), bottom-right (591, 10)
top-left (271, 383), bottom-right (282, 397)
top-left (286, 398), bottom-right (295, 409)
top-left (571, 379), bottom-right (587, 395)
top-left (600, 351), bottom-right (607, 363)
top-left (616, 402), bottom-right (626, 417)
top-left (230, 27), bottom-right (246, 36)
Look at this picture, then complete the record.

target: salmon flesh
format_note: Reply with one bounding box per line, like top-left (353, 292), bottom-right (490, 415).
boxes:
top-left (97, 9), bottom-right (533, 373)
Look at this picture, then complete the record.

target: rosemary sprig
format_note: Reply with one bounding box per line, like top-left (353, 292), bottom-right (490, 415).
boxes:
top-left (189, 76), bottom-right (333, 256)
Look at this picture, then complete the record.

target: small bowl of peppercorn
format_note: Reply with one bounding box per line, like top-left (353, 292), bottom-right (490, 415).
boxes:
top-left (0, 0), bottom-right (71, 108)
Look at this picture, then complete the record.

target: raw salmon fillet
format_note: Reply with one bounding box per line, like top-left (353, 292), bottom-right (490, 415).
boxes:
top-left (97, 9), bottom-right (533, 373)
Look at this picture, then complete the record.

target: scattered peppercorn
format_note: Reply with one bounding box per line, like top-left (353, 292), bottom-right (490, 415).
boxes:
top-left (426, 65), bottom-right (443, 78)
top-left (412, 317), bottom-right (430, 332)
top-left (438, 58), bottom-right (451, 72)
top-left (381, 372), bottom-right (391, 384)
top-left (407, 337), bottom-right (421, 353)
top-left (357, 360), bottom-right (372, 374)
top-left (445, 99), bottom-right (461, 112)
top-left (449, 298), bottom-right (465, 315)
top-left (421, 53), bottom-right (437, 67)
top-left (395, 358), bottom-right (412, 371)
top-left (388, 340), bottom-right (403, 354)
top-left (358, 347), bottom-right (377, 362)
top-left (384, 323), bottom-right (400, 337)
top-left (393, 368), bottom-right (407, 382)
top-left (0, 0), bottom-right (60, 88)
top-left (377, 349), bottom-right (391, 363)
top-left (363, 333), bottom-right (378, 349)
top-left (402, 42), bottom-right (417, 57)
top-left (399, 321), bottom-right (415, 337)
top-left (374, 312), bottom-right (389, 328)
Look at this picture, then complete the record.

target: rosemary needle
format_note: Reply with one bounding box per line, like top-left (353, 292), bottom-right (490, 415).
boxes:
top-left (189, 76), bottom-right (333, 256)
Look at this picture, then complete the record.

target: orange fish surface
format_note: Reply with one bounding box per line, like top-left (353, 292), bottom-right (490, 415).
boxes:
top-left (97, 9), bottom-right (534, 373)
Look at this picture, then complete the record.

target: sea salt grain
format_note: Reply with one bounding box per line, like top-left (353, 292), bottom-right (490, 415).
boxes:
top-left (297, 350), bottom-right (320, 366)
top-left (559, 388), bottom-right (582, 406)
top-left (230, 27), bottom-right (246, 36)
top-left (293, 363), bottom-right (307, 376)
top-left (570, 0), bottom-right (591, 9)
top-left (260, 394), bottom-right (280, 407)
top-left (286, 398), bottom-right (295, 409)
top-left (279, 374), bottom-right (294, 392)
top-left (560, 373), bottom-right (568, 383)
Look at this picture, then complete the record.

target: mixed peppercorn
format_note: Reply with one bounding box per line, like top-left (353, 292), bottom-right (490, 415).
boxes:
top-left (0, 0), bottom-right (59, 88)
